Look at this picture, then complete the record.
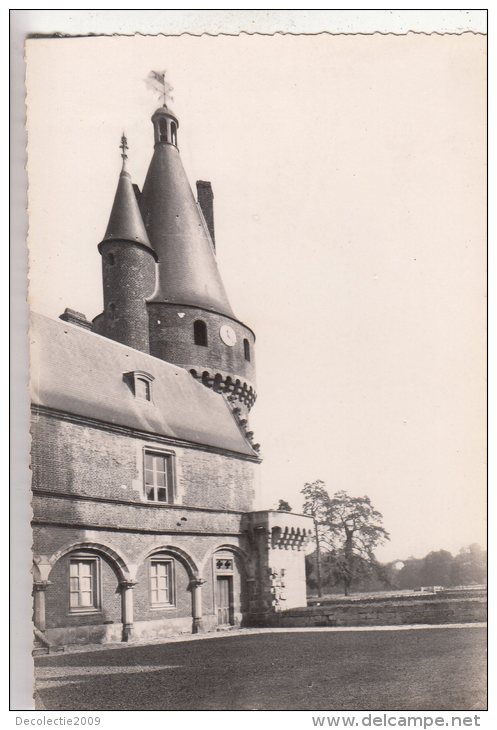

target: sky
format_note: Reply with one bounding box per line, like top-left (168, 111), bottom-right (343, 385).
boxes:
top-left (25, 32), bottom-right (486, 562)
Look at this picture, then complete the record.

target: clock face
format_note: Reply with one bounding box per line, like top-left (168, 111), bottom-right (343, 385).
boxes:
top-left (220, 324), bottom-right (237, 347)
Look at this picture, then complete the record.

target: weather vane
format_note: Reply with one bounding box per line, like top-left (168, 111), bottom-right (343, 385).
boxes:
top-left (146, 70), bottom-right (174, 106)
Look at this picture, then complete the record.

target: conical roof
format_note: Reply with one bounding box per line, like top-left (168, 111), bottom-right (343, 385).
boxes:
top-left (139, 143), bottom-right (235, 317)
top-left (101, 168), bottom-right (155, 255)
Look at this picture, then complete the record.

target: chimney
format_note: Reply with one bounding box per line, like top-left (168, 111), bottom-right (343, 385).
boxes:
top-left (59, 308), bottom-right (92, 331)
top-left (196, 180), bottom-right (215, 251)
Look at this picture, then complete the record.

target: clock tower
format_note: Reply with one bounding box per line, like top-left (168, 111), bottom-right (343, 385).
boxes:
top-left (94, 101), bottom-right (257, 420)
top-left (139, 103), bottom-right (257, 418)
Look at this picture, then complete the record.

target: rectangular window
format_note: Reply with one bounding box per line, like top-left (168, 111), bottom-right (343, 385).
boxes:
top-left (150, 560), bottom-right (175, 607)
top-left (144, 451), bottom-right (174, 503)
top-left (69, 557), bottom-right (100, 612)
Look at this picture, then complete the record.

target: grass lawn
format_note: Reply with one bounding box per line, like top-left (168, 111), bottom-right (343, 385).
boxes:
top-left (34, 626), bottom-right (487, 711)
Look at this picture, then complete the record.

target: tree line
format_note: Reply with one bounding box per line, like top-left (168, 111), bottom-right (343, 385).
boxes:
top-left (276, 482), bottom-right (486, 596)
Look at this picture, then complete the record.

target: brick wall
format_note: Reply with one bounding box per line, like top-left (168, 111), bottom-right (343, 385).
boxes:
top-left (34, 524), bottom-right (251, 643)
top-left (33, 525), bottom-right (249, 615)
top-left (31, 412), bottom-right (256, 512)
top-left (148, 302), bottom-right (256, 386)
top-left (31, 408), bottom-right (259, 644)
top-left (33, 494), bottom-right (245, 535)
top-left (134, 553), bottom-right (192, 621)
top-left (94, 240), bottom-right (156, 353)
top-left (45, 552), bottom-right (121, 629)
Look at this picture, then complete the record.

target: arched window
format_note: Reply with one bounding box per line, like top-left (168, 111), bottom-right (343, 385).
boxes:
top-left (108, 253), bottom-right (115, 266)
top-left (194, 320), bottom-right (208, 347)
top-left (243, 338), bottom-right (250, 362)
top-left (171, 121), bottom-right (177, 145)
top-left (159, 118), bottom-right (168, 143)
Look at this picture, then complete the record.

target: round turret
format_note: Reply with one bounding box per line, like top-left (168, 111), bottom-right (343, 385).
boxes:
top-left (93, 139), bottom-right (158, 353)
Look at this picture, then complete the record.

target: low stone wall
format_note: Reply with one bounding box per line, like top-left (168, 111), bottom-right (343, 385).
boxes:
top-left (264, 596), bottom-right (487, 628)
top-left (307, 588), bottom-right (487, 605)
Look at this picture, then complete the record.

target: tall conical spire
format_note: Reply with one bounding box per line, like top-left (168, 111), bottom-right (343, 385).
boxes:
top-left (140, 107), bottom-right (235, 317)
top-left (100, 135), bottom-right (155, 254)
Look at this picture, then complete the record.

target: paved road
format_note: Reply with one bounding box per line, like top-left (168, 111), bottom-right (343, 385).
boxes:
top-left (35, 625), bottom-right (487, 711)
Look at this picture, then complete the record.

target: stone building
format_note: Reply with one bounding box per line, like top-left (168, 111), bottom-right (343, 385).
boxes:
top-left (31, 99), bottom-right (312, 649)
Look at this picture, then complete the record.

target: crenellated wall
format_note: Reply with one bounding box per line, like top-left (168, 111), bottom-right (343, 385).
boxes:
top-left (243, 510), bottom-right (314, 616)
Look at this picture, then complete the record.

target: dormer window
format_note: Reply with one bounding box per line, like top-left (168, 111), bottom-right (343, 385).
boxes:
top-left (194, 320), bottom-right (208, 347)
top-left (159, 118), bottom-right (168, 143)
top-left (123, 371), bottom-right (155, 402)
top-left (136, 377), bottom-right (151, 401)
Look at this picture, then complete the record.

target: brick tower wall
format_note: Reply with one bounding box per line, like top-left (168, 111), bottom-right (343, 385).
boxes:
top-left (148, 302), bottom-right (256, 414)
top-left (94, 240), bottom-right (156, 353)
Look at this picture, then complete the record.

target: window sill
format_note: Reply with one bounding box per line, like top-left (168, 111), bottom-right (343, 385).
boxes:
top-left (144, 499), bottom-right (175, 506)
top-left (150, 604), bottom-right (176, 611)
top-left (67, 608), bottom-right (102, 616)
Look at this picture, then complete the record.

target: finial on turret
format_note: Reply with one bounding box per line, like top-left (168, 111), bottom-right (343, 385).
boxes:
top-left (146, 70), bottom-right (174, 107)
top-left (120, 133), bottom-right (129, 170)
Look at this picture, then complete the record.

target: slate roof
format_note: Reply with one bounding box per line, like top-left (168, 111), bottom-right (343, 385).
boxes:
top-left (101, 168), bottom-right (155, 254)
top-left (139, 141), bottom-right (235, 317)
top-left (30, 312), bottom-right (257, 458)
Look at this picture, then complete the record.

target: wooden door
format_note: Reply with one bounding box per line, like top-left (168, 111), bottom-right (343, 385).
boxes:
top-left (216, 576), bottom-right (232, 626)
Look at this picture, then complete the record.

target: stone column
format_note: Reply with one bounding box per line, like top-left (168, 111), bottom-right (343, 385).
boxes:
top-left (33, 581), bottom-right (51, 632)
top-left (190, 578), bottom-right (206, 633)
top-left (120, 580), bottom-right (137, 642)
